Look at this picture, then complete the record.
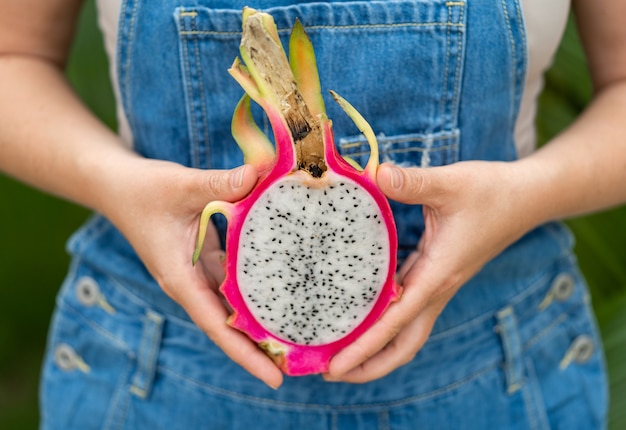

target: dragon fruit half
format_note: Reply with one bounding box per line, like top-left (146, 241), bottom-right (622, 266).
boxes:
top-left (193, 8), bottom-right (401, 375)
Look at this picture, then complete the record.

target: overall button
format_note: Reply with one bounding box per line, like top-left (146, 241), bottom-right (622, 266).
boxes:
top-left (54, 343), bottom-right (91, 373)
top-left (76, 276), bottom-right (100, 306)
top-left (559, 334), bottom-right (595, 369)
top-left (570, 335), bottom-right (595, 363)
top-left (552, 273), bottom-right (575, 301)
top-left (538, 273), bottom-right (575, 310)
top-left (75, 276), bottom-right (116, 314)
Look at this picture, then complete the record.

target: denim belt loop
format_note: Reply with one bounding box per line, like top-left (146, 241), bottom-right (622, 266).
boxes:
top-left (496, 306), bottom-right (524, 394)
top-left (130, 310), bottom-right (164, 399)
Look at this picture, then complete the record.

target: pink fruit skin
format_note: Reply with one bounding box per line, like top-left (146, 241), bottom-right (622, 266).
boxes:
top-left (219, 115), bottom-right (401, 376)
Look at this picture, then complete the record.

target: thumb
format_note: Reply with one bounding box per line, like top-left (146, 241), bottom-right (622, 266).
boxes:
top-left (377, 163), bottom-right (443, 205)
top-left (201, 164), bottom-right (258, 202)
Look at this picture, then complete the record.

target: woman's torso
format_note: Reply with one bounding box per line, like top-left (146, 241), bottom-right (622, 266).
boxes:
top-left (40, 1), bottom-right (607, 428)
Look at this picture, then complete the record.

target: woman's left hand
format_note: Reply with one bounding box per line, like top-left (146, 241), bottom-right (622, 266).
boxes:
top-left (325, 160), bottom-right (538, 383)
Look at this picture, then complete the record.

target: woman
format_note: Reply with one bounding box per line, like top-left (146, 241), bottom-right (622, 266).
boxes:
top-left (0, 0), bottom-right (623, 428)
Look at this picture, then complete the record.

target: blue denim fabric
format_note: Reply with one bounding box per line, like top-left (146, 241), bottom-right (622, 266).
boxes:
top-left (40, 0), bottom-right (608, 428)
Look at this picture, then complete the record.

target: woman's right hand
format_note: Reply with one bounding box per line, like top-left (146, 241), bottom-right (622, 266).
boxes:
top-left (98, 157), bottom-right (285, 389)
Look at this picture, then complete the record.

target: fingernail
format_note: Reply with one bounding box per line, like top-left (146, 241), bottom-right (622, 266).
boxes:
top-left (388, 166), bottom-right (403, 189)
top-left (231, 165), bottom-right (246, 189)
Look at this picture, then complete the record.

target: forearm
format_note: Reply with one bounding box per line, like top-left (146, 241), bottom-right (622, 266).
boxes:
top-left (516, 79), bottom-right (626, 227)
top-left (0, 55), bottom-right (140, 214)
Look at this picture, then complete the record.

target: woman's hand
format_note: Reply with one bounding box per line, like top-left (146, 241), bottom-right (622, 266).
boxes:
top-left (325, 161), bottom-right (537, 383)
top-left (97, 158), bottom-right (284, 389)
top-left (325, 0), bottom-right (626, 384)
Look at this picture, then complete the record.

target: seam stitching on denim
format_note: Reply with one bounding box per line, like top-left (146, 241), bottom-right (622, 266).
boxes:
top-left (60, 301), bottom-right (132, 353)
top-left (451, 2), bottom-right (465, 128)
top-left (156, 362), bottom-right (498, 410)
top-left (130, 313), bottom-right (151, 395)
top-left (440, 4), bottom-right (452, 126)
top-left (178, 22), bottom-right (464, 37)
top-left (180, 10), bottom-right (199, 163)
top-left (122, 0), bottom-right (139, 125)
top-left (339, 132), bottom-right (460, 148)
top-left (523, 312), bottom-right (570, 351)
top-left (346, 144), bottom-right (459, 158)
top-left (102, 360), bottom-right (134, 430)
top-left (429, 270), bottom-right (552, 342)
top-left (192, 15), bottom-right (210, 167)
top-left (500, 0), bottom-right (516, 120)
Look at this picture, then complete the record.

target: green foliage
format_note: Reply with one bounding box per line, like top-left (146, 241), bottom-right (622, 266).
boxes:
top-left (1, 3), bottom-right (624, 428)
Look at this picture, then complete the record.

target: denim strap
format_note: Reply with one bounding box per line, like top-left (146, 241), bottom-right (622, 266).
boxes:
top-left (496, 305), bottom-right (524, 394)
top-left (130, 310), bottom-right (164, 399)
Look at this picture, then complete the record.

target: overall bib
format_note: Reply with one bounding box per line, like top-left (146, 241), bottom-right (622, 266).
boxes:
top-left (40, 1), bottom-right (608, 428)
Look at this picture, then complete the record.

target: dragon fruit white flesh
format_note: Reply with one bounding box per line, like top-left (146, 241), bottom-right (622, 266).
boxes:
top-left (193, 8), bottom-right (401, 375)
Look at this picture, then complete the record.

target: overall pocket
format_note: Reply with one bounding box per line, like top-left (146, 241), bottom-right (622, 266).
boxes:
top-left (174, 0), bottom-right (466, 170)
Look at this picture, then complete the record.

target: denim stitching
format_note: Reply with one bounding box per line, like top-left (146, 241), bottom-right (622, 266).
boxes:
top-left (178, 22), bottom-right (465, 37)
top-left (346, 144), bottom-right (458, 158)
top-left (156, 362), bottom-right (498, 411)
top-left (521, 384), bottom-right (539, 430)
top-left (523, 312), bottom-right (569, 351)
top-left (122, 0), bottom-right (139, 126)
top-left (179, 10), bottom-right (199, 163)
top-left (59, 301), bottom-right (132, 353)
top-left (429, 270), bottom-right (552, 342)
top-left (340, 133), bottom-right (459, 148)
top-left (378, 410), bottom-right (390, 430)
top-left (496, 306), bottom-right (525, 394)
top-left (451, 3), bottom-right (465, 125)
top-left (107, 274), bottom-right (200, 330)
top-left (522, 359), bottom-right (551, 430)
top-left (103, 360), bottom-right (134, 430)
top-left (440, 4), bottom-right (452, 125)
top-left (193, 28), bottom-right (210, 168)
top-left (500, 0), bottom-right (517, 117)
top-left (130, 311), bottom-right (163, 398)
top-left (68, 215), bottom-right (110, 255)
top-left (513, 0), bottom-right (527, 80)
top-left (331, 412), bottom-right (338, 430)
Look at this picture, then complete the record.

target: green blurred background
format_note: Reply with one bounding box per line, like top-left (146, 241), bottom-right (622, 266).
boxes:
top-left (1, 2), bottom-right (625, 428)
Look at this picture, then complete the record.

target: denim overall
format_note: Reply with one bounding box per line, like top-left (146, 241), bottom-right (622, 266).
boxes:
top-left (40, 1), bottom-right (608, 428)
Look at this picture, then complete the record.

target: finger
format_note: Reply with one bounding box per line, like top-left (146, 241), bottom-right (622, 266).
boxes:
top-left (328, 254), bottom-right (447, 377)
top-left (325, 302), bottom-right (442, 383)
top-left (199, 164), bottom-right (258, 203)
top-left (177, 273), bottom-right (284, 389)
top-left (327, 298), bottom-right (418, 378)
top-left (377, 163), bottom-right (448, 205)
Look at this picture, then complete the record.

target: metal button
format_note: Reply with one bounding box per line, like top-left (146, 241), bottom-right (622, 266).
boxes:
top-left (74, 277), bottom-right (116, 314)
top-left (559, 334), bottom-right (595, 369)
top-left (76, 276), bottom-right (100, 307)
top-left (571, 334), bottom-right (595, 364)
top-left (552, 273), bottom-right (575, 301)
top-left (53, 343), bottom-right (91, 373)
top-left (54, 343), bottom-right (79, 371)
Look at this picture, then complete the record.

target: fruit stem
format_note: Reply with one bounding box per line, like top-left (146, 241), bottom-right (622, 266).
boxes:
top-left (240, 9), bottom-right (327, 178)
